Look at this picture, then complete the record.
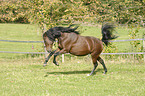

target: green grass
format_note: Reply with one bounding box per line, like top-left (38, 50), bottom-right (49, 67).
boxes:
top-left (0, 23), bottom-right (145, 95)
top-left (0, 57), bottom-right (145, 96)
top-left (0, 23), bottom-right (42, 41)
top-left (0, 23), bottom-right (44, 58)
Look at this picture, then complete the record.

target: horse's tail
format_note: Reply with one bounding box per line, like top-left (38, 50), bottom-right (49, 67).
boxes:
top-left (101, 23), bottom-right (118, 46)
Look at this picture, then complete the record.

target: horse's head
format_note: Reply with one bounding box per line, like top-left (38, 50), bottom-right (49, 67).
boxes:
top-left (43, 25), bottom-right (79, 53)
top-left (43, 32), bottom-right (54, 53)
top-left (43, 27), bottom-right (62, 53)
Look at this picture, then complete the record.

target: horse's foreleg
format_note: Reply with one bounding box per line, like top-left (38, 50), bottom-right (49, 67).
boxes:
top-left (53, 52), bottom-right (60, 66)
top-left (53, 49), bottom-right (67, 66)
top-left (97, 56), bottom-right (107, 74)
top-left (43, 50), bottom-right (56, 67)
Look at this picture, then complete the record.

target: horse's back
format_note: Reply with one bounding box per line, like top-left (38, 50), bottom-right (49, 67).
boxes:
top-left (69, 34), bottom-right (103, 56)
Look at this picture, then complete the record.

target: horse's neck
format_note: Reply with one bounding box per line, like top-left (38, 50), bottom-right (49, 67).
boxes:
top-left (58, 33), bottom-right (79, 43)
top-left (63, 32), bottom-right (78, 39)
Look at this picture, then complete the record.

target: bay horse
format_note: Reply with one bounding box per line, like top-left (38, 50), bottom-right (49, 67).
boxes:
top-left (43, 24), bottom-right (117, 76)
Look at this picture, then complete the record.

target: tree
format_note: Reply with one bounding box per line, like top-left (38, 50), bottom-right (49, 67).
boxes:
top-left (0, 0), bottom-right (144, 29)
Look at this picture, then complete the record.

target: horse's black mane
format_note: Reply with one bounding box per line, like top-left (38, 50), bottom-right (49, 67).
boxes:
top-left (43, 25), bottom-right (79, 41)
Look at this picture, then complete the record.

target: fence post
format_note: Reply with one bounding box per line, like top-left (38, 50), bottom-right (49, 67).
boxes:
top-left (43, 24), bottom-right (48, 58)
top-left (62, 54), bottom-right (64, 63)
top-left (143, 34), bottom-right (145, 62)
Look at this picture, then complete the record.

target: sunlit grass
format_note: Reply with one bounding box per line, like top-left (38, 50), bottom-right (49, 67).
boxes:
top-left (0, 57), bottom-right (145, 96)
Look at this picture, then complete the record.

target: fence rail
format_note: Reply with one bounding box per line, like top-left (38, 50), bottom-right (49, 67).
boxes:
top-left (0, 38), bottom-right (145, 55)
top-left (109, 38), bottom-right (145, 42)
top-left (0, 51), bottom-right (145, 55)
top-left (0, 39), bottom-right (43, 43)
top-left (0, 51), bottom-right (46, 54)
top-left (1, 38), bottom-right (145, 43)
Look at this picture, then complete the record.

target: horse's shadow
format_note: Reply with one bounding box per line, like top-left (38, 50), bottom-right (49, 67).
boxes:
top-left (45, 68), bottom-right (104, 76)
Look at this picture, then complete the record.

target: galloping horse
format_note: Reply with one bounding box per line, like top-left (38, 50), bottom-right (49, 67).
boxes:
top-left (43, 24), bottom-right (117, 76)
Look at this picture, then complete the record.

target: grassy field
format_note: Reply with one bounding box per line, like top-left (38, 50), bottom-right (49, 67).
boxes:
top-left (0, 23), bottom-right (145, 96)
top-left (0, 57), bottom-right (145, 96)
top-left (0, 24), bottom-right (43, 58)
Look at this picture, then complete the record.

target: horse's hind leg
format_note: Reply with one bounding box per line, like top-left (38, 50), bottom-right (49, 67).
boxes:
top-left (97, 56), bottom-right (107, 74)
top-left (87, 61), bottom-right (98, 76)
top-left (87, 54), bottom-right (99, 76)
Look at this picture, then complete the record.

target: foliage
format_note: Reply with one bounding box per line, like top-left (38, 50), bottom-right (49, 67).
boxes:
top-left (128, 26), bottom-right (144, 59)
top-left (129, 26), bottom-right (141, 48)
top-left (0, 0), bottom-right (144, 31)
top-left (103, 43), bottom-right (118, 58)
top-left (0, 0), bottom-right (30, 23)
top-left (103, 43), bottom-right (118, 53)
top-left (86, 0), bottom-right (145, 25)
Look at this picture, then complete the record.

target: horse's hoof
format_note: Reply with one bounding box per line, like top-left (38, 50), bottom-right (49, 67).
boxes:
top-left (43, 64), bottom-right (47, 67)
top-left (103, 72), bottom-right (107, 74)
top-left (87, 74), bottom-right (91, 76)
top-left (53, 62), bottom-right (59, 66)
top-left (55, 63), bottom-right (59, 66)
top-left (104, 71), bottom-right (107, 74)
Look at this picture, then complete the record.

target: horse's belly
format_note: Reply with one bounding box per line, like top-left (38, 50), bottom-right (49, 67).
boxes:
top-left (70, 46), bottom-right (90, 56)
